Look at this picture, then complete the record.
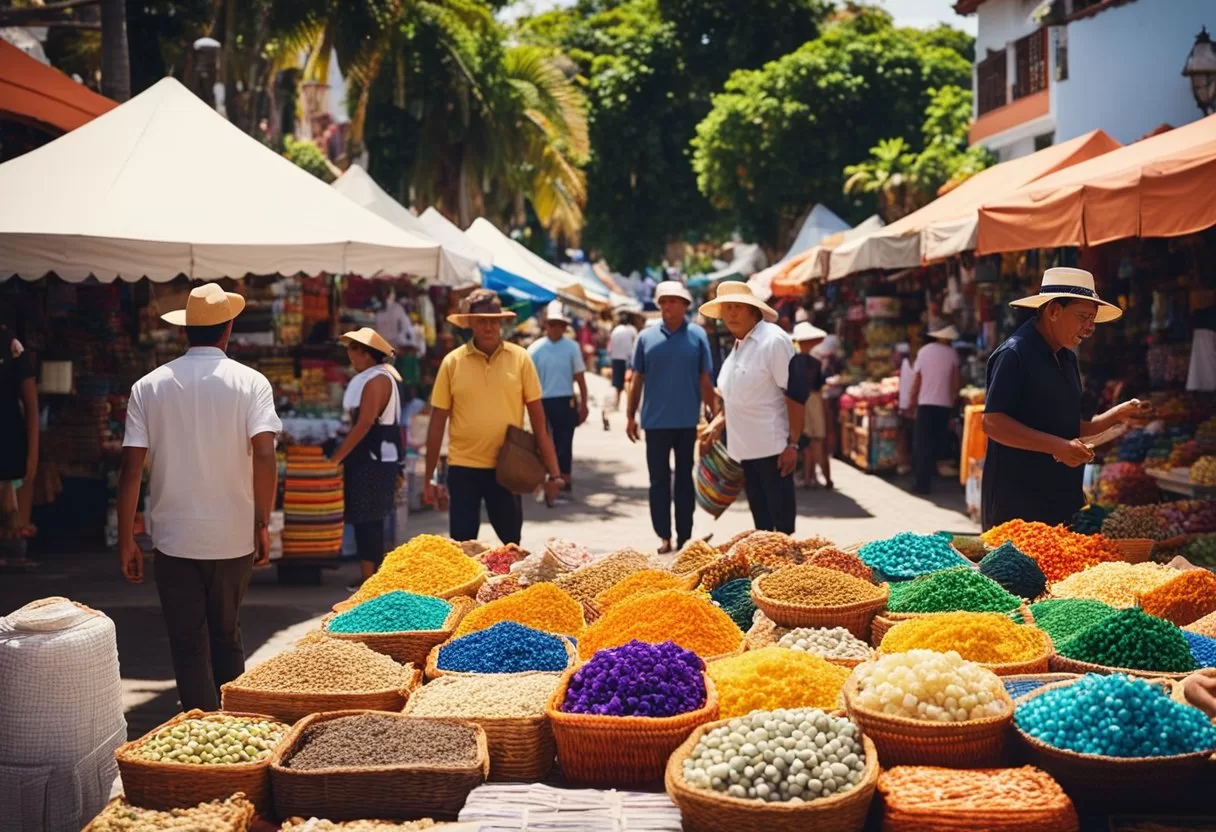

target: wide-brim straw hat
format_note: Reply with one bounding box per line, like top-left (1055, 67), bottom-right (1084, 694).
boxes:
top-left (700, 281), bottom-right (778, 323)
top-left (1010, 267), bottom-right (1123, 323)
top-left (654, 280), bottom-right (693, 304)
top-left (928, 324), bottom-right (960, 341)
top-left (340, 327), bottom-right (395, 357)
top-left (792, 321), bottom-right (828, 342)
top-left (160, 283), bottom-right (246, 326)
top-left (447, 288), bottom-right (517, 328)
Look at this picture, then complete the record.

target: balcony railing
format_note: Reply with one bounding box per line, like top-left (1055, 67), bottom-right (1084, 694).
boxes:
top-left (1013, 29), bottom-right (1049, 101)
top-left (976, 50), bottom-right (1008, 116)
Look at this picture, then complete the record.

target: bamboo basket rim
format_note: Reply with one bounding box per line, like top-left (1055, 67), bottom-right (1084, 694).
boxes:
top-left (401, 671), bottom-right (559, 728)
top-left (334, 570), bottom-right (488, 613)
top-left (269, 710), bottom-right (491, 778)
top-left (322, 594), bottom-right (476, 638)
top-left (664, 719), bottom-right (878, 816)
top-left (1013, 679), bottom-right (1216, 766)
top-left (751, 576), bottom-right (890, 618)
top-left (545, 666), bottom-right (719, 732)
top-left (114, 709), bottom-right (291, 775)
top-left (221, 665), bottom-right (421, 701)
top-left (1048, 653), bottom-right (1193, 680)
top-left (842, 673), bottom-right (1014, 733)
top-left (427, 633), bottom-right (578, 679)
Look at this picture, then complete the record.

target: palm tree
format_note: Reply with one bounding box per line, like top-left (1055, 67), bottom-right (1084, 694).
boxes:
top-left (842, 137), bottom-right (919, 223)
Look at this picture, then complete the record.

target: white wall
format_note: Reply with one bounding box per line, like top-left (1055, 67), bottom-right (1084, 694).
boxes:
top-left (974, 0), bottom-right (1044, 57)
top-left (1054, 0), bottom-right (1211, 144)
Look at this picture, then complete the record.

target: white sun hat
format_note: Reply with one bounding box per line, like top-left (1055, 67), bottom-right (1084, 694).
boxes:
top-left (699, 281), bottom-right (778, 323)
top-left (1009, 267), bottom-right (1123, 323)
top-left (791, 321), bottom-right (828, 342)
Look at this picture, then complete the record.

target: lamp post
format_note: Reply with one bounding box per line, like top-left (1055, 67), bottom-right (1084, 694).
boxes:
top-left (1182, 26), bottom-right (1216, 116)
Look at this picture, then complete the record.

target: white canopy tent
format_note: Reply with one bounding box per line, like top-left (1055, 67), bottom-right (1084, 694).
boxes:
top-left (332, 165), bottom-right (478, 287)
top-left (463, 218), bottom-right (603, 311)
top-left (748, 204), bottom-right (851, 300)
top-left (0, 77), bottom-right (439, 282)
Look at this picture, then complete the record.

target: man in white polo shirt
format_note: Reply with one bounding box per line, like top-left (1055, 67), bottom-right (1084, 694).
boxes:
top-left (117, 283), bottom-right (282, 711)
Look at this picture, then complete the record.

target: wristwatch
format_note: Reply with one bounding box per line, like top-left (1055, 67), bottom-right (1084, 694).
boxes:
top-left (254, 518), bottom-right (268, 531)
top-left (546, 473), bottom-right (562, 483)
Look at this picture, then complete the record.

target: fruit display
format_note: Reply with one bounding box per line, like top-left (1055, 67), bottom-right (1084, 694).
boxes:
top-left (1191, 456), bottom-right (1216, 486)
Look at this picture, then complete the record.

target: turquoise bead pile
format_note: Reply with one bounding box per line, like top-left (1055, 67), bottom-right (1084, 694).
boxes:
top-left (1016, 674), bottom-right (1216, 758)
top-left (327, 590), bottom-right (452, 633)
top-left (858, 532), bottom-right (970, 581)
top-left (710, 578), bottom-right (756, 631)
top-left (437, 621), bottom-right (571, 674)
top-left (978, 541), bottom-right (1047, 600)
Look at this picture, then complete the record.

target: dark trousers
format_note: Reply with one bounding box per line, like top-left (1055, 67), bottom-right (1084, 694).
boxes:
top-left (448, 465), bottom-right (523, 544)
top-left (741, 455), bottom-right (796, 534)
top-left (645, 427), bottom-right (696, 544)
top-left (914, 404), bottom-right (952, 493)
top-left (153, 551), bottom-right (255, 712)
top-left (542, 396), bottom-right (577, 478)
top-left (352, 520), bottom-right (386, 568)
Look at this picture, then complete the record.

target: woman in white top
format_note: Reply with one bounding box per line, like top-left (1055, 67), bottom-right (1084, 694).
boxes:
top-left (332, 327), bottom-right (402, 583)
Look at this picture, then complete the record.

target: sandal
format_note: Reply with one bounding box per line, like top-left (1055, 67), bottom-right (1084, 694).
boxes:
top-left (657, 541), bottom-right (673, 555)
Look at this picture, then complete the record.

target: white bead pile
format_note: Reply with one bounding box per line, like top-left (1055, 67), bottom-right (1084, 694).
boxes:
top-left (776, 627), bottom-right (874, 660)
top-left (853, 649), bottom-right (1007, 722)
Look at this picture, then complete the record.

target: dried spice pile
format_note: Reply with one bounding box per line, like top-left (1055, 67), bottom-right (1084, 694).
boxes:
top-left (87, 795), bottom-right (254, 832)
top-left (886, 568), bottom-right (1020, 614)
top-left (707, 647), bottom-right (849, 718)
top-left (405, 674), bottom-right (559, 719)
top-left (577, 590), bottom-right (743, 660)
top-left (671, 540), bottom-right (719, 575)
top-left (350, 534), bottom-right (485, 602)
top-left (730, 531), bottom-right (802, 571)
top-left (595, 569), bottom-right (688, 609)
top-left (880, 612), bottom-right (1047, 666)
top-left (1049, 561), bottom-right (1177, 608)
top-left (282, 714), bottom-right (480, 770)
top-left (553, 552), bottom-right (652, 606)
top-left (981, 520), bottom-right (1120, 583)
top-left (453, 582), bottom-right (584, 638)
top-left (230, 637), bottom-right (412, 693)
top-left (756, 565), bottom-right (884, 607)
top-left (698, 551), bottom-right (753, 592)
top-left (807, 547), bottom-right (874, 583)
top-left (1139, 569), bottom-right (1216, 626)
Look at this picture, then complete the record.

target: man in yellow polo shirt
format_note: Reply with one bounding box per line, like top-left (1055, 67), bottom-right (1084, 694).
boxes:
top-left (424, 290), bottom-right (563, 544)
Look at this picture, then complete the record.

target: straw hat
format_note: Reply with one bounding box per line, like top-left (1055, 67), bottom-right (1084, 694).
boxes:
top-left (447, 288), bottom-right (517, 328)
top-left (160, 283), bottom-right (245, 326)
top-left (791, 321), bottom-right (828, 342)
top-left (654, 280), bottom-right (693, 304)
top-left (928, 324), bottom-right (960, 341)
top-left (340, 327), bottom-right (395, 357)
top-left (1010, 267), bottom-right (1123, 323)
top-left (544, 300), bottom-right (570, 325)
top-left (700, 281), bottom-right (778, 323)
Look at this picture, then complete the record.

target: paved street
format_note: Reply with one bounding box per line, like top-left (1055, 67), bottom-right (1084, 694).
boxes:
top-left (1, 376), bottom-right (975, 740)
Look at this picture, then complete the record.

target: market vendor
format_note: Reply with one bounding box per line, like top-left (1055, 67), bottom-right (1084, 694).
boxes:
top-left (981, 268), bottom-right (1153, 530)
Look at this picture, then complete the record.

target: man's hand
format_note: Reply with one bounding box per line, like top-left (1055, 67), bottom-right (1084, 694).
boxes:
top-left (626, 417), bottom-right (642, 444)
top-left (577, 401), bottom-right (589, 426)
top-left (1114, 398), bottom-right (1154, 425)
top-left (778, 445), bottom-right (798, 477)
top-left (1183, 670), bottom-right (1216, 719)
top-left (119, 536), bottom-right (143, 583)
top-left (698, 416), bottom-right (725, 453)
top-left (254, 526), bottom-right (272, 568)
top-left (544, 476), bottom-right (564, 504)
top-left (1052, 437), bottom-right (1095, 467)
top-left (425, 481), bottom-right (450, 511)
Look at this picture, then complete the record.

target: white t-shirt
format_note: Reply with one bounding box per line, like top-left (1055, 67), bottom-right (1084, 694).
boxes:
top-left (719, 321), bottom-right (795, 462)
top-left (343, 364), bottom-right (402, 462)
top-left (912, 341), bottom-right (960, 408)
top-left (898, 357), bottom-right (915, 411)
top-left (608, 324), bottom-right (638, 361)
top-left (374, 302), bottom-right (411, 349)
top-left (123, 347), bottom-right (282, 559)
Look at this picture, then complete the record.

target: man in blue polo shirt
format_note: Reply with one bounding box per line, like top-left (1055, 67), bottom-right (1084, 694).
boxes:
top-left (529, 300), bottom-right (589, 503)
top-left (626, 281), bottom-right (715, 553)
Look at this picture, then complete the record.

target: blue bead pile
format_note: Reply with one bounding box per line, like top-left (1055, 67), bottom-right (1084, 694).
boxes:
top-left (562, 640), bottom-right (706, 717)
top-left (858, 532), bottom-right (970, 581)
top-left (1184, 630), bottom-right (1216, 668)
top-left (1003, 679), bottom-right (1050, 700)
top-left (437, 621), bottom-right (571, 674)
top-left (1015, 673), bottom-right (1216, 758)
top-left (327, 590), bottom-right (452, 633)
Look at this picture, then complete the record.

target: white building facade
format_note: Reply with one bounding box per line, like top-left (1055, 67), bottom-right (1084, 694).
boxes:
top-left (957, 0), bottom-right (1212, 160)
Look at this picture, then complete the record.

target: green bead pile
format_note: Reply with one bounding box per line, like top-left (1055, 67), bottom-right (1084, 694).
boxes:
top-left (1056, 607), bottom-right (1198, 673)
top-left (1028, 598), bottom-right (1117, 646)
top-left (327, 590), bottom-right (452, 634)
top-left (858, 532), bottom-right (970, 582)
top-left (887, 567), bottom-right (1021, 614)
top-left (711, 578), bottom-right (757, 631)
top-left (978, 542), bottom-right (1047, 600)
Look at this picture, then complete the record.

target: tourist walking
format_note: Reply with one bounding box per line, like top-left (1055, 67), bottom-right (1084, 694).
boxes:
top-left (607, 311), bottom-right (639, 423)
top-left (626, 281), bottom-right (715, 554)
top-left (791, 322), bottom-right (832, 490)
top-left (117, 283), bottom-right (282, 711)
top-left (910, 324), bottom-right (961, 494)
top-left (528, 300), bottom-right (589, 501)
top-left (700, 283), bottom-right (809, 534)
top-left (424, 290), bottom-right (563, 544)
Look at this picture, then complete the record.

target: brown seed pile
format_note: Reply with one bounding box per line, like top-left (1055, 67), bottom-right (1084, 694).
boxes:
top-left (698, 551), bottom-right (753, 592)
top-left (796, 535), bottom-right (837, 559)
top-left (672, 540), bottom-right (720, 575)
top-left (807, 547), bottom-right (875, 584)
top-left (477, 573), bottom-right (525, 604)
top-left (717, 529), bottom-right (760, 554)
top-left (281, 820), bottom-right (439, 832)
top-left (758, 565), bottom-right (884, 606)
top-left (404, 673), bottom-right (558, 719)
top-left (231, 636), bottom-right (411, 693)
top-left (731, 532), bottom-right (803, 571)
top-left (283, 714), bottom-right (480, 770)
top-left (553, 551), bottom-right (652, 605)
top-left (87, 794), bottom-right (253, 832)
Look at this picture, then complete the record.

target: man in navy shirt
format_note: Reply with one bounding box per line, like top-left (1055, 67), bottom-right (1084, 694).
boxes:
top-left (982, 268), bottom-right (1151, 529)
top-left (626, 281), bottom-right (715, 553)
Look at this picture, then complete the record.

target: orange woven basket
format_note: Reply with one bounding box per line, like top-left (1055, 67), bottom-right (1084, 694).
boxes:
top-left (750, 577), bottom-right (889, 640)
top-left (664, 721), bottom-right (878, 832)
top-left (321, 596), bottom-right (476, 667)
top-left (876, 767), bottom-right (1080, 832)
top-left (425, 635), bottom-right (578, 681)
top-left (842, 675), bottom-right (1014, 768)
top-left (1109, 537), bottom-right (1155, 564)
top-left (546, 668), bottom-right (719, 786)
top-left (220, 665), bottom-right (421, 724)
top-left (113, 709), bottom-right (289, 812)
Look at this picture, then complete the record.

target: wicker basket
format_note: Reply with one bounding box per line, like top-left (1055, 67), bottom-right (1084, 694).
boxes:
top-left (1047, 654), bottom-right (1191, 680)
top-left (1012, 680), bottom-right (1214, 810)
top-left (220, 665), bottom-right (421, 724)
top-left (1111, 537), bottom-right (1155, 564)
top-left (842, 675), bottom-right (1014, 768)
top-left (426, 634), bottom-right (578, 681)
top-left (401, 672), bottom-right (558, 782)
top-left (321, 596), bottom-right (476, 667)
top-left (269, 711), bottom-right (489, 821)
top-left (546, 668), bottom-right (719, 786)
top-left (83, 794), bottom-right (256, 832)
top-left (333, 571), bottom-right (488, 613)
top-left (751, 578), bottom-right (889, 640)
top-left (114, 710), bottom-right (287, 812)
top-left (877, 769), bottom-right (1079, 832)
top-left (664, 722), bottom-right (878, 832)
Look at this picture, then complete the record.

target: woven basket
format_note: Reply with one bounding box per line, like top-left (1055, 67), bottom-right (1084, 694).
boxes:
top-left (114, 710), bottom-right (287, 812)
top-left (401, 672), bottom-right (558, 782)
top-left (546, 669), bottom-right (720, 786)
top-left (1002, 673), bottom-right (1083, 702)
top-left (269, 711), bottom-right (489, 821)
top-left (1047, 654), bottom-right (1192, 680)
top-left (333, 571), bottom-right (488, 613)
top-left (1012, 680), bottom-right (1214, 810)
top-left (1111, 537), bottom-right (1155, 564)
top-left (877, 771), bottom-right (1080, 832)
top-left (220, 665), bottom-right (421, 723)
top-left (426, 634), bottom-right (578, 681)
top-left (842, 675), bottom-right (1014, 768)
top-left (83, 795), bottom-right (256, 832)
top-left (321, 596), bottom-right (476, 667)
top-left (664, 722), bottom-right (878, 832)
top-left (751, 578), bottom-right (889, 640)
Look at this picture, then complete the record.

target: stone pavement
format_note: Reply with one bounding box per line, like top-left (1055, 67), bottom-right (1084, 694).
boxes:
top-left (1, 374), bottom-right (976, 739)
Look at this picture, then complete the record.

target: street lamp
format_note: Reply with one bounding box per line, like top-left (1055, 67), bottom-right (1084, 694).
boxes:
top-left (1182, 26), bottom-right (1216, 116)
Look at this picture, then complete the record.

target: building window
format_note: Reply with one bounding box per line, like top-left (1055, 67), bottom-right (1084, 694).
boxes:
top-left (1013, 29), bottom-right (1049, 100)
top-left (1034, 132), bottom-right (1055, 151)
top-left (977, 49), bottom-right (1008, 115)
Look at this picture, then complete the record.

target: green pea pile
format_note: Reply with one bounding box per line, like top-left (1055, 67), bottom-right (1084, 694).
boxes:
top-left (133, 715), bottom-right (288, 765)
top-left (886, 567), bottom-right (1020, 615)
top-left (1028, 598), bottom-right (1117, 646)
top-left (978, 542), bottom-right (1047, 600)
top-left (711, 578), bottom-right (757, 631)
top-left (1056, 607), bottom-right (1198, 673)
